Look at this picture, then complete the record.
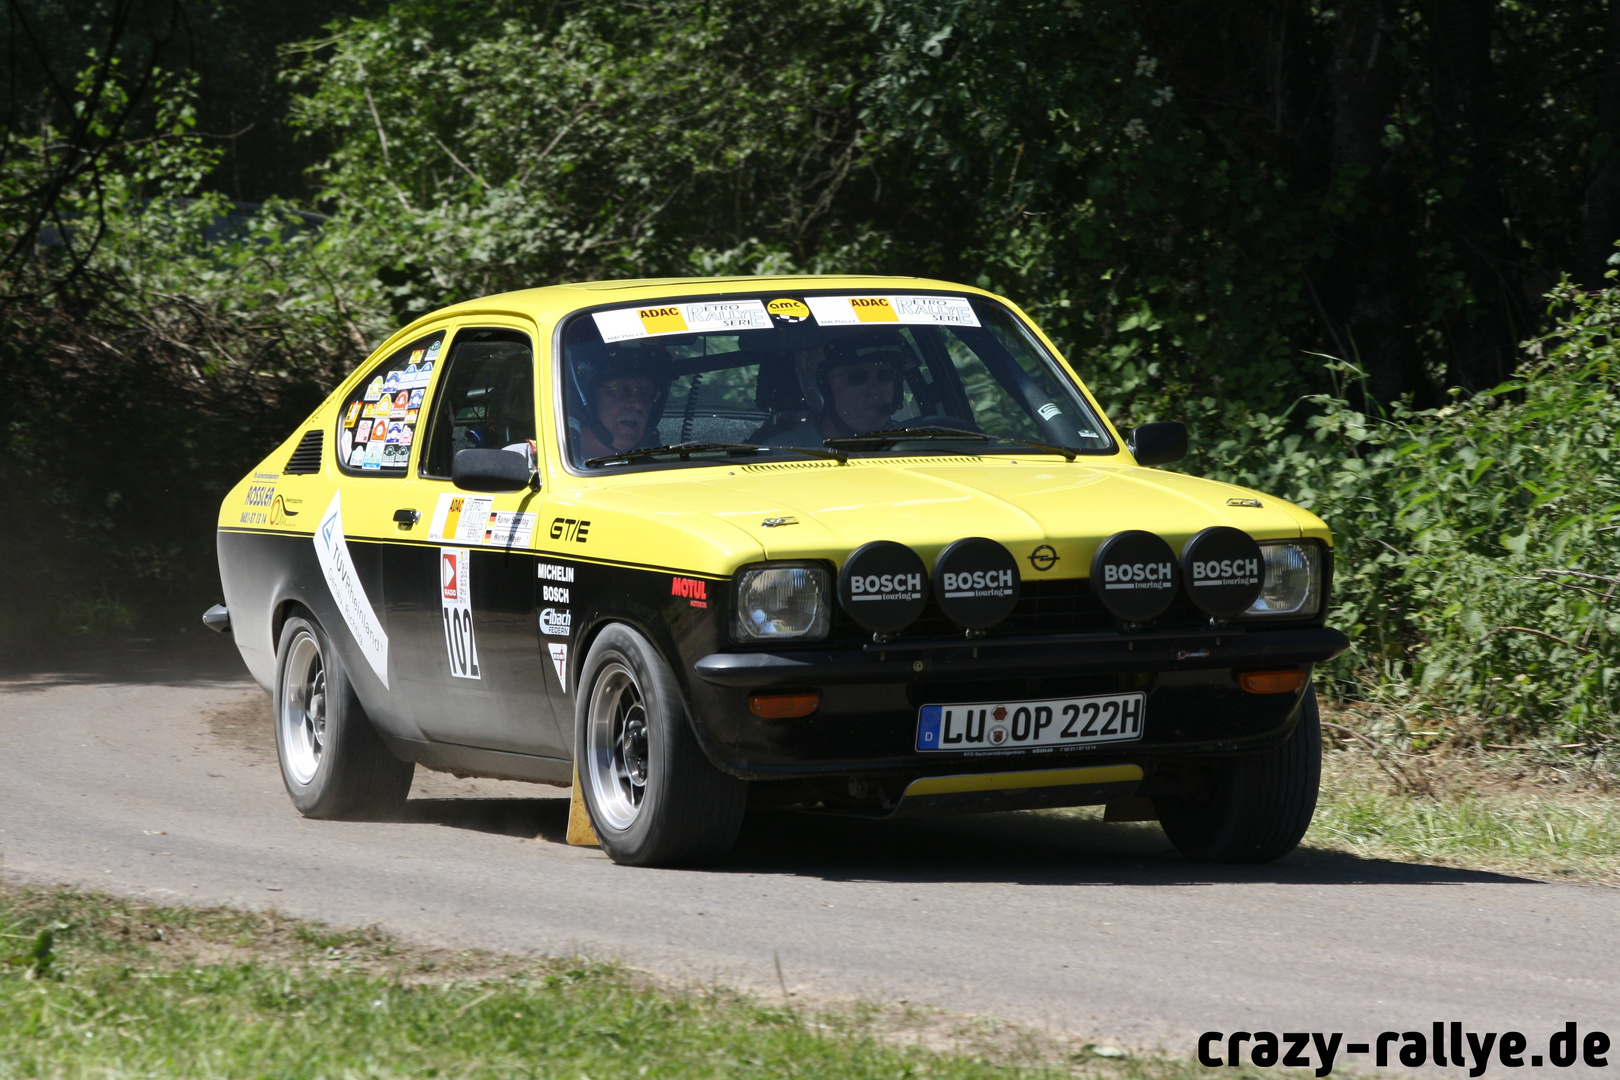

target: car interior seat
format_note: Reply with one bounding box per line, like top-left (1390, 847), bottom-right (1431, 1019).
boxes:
top-left (746, 354), bottom-right (810, 443)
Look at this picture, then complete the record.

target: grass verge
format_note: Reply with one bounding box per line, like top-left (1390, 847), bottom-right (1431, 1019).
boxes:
top-left (0, 883), bottom-right (1236, 1080)
top-left (1301, 707), bottom-right (1620, 883)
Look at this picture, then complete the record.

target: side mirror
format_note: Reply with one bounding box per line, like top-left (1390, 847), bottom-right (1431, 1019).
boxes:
top-left (452, 448), bottom-right (536, 492)
top-left (1126, 421), bottom-right (1188, 467)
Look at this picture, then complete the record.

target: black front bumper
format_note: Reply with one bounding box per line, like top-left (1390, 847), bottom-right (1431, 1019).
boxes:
top-left (683, 625), bottom-right (1347, 781)
top-left (694, 625), bottom-right (1347, 687)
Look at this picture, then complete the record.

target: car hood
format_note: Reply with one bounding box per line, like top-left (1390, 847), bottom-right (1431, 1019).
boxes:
top-left (600, 456), bottom-right (1327, 572)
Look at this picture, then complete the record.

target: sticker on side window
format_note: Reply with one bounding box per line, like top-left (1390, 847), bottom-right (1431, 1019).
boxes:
top-left (804, 295), bottom-right (980, 328)
top-left (440, 547), bottom-right (480, 680)
top-left (592, 299), bottom-right (772, 342)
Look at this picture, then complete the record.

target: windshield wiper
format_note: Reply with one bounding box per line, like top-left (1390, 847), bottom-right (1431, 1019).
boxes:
top-left (823, 426), bottom-right (1078, 460)
top-left (994, 435), bottom-right (1079, 461)
top-left (586, 441), bottom-right (846, 467)
top-left (822, 425), bottom-right (991, 452)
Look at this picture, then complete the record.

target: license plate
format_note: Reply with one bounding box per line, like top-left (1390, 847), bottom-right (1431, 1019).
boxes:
top-left (915, 693), bottom-right (1145, 752)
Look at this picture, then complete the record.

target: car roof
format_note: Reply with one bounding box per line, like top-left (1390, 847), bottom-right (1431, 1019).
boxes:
top-left (413, 274), bottom-right (1004, 328)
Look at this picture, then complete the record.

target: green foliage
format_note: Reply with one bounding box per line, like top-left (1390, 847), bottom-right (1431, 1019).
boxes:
top-left (0, 64), bottom-right (383, 633)
top-left (283, 0), bottom-right (879, 319)
top-left (864, 1), bottom-right (1329, 426)
top-left (1205, 280), bottom-right (1620, 740)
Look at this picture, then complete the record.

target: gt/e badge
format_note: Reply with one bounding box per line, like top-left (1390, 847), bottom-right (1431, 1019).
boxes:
top-left (550, 517), bottom-right (590, 542)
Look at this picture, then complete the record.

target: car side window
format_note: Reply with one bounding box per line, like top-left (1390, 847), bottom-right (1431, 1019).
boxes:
top-left (420, 329), bottom-right (537, 480)
top-left (335, 331), bottom-right (446, 474)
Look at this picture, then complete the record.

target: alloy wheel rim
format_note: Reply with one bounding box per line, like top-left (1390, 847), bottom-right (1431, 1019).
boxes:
top-left (586, 661), bottom-right (649, 831)
top-left (279, 630), bottom-right (326, 786)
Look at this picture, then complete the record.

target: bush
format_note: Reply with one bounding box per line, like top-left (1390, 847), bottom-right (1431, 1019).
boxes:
top-left (0, 67), bottom-right (385, 635)
top-left (1205, 280), bottom-right (1620, 742)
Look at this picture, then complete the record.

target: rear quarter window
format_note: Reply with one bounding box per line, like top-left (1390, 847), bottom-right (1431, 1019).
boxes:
top-left (334, 331), bottom-right (447, 475)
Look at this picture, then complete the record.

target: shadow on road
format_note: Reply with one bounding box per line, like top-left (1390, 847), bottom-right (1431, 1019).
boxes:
top-left (0, 631), bottom-right (252, 689)
top-left (721, 807), bottom-right (1534, 887)
top-left (386, 794), bottom-right (1535, 888)
top-left (398, 797), bottom-right (571, 841)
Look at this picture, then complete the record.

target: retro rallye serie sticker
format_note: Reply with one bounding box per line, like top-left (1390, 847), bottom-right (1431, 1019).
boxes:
top-left (440, 548), bottom-right (480, 680)
top-left (804, 295), bottom-right (980, 328)
top-left (593, 300), bottom-right (772, 343)
top-left (312, 492), bottom-right (389, 688)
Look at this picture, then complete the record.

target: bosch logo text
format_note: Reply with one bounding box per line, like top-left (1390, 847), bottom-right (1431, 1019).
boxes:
top-left (1103, 562), bottom-right (1174, 590)
top-left (941, 569), bottom-right (1014, 596)
top-left (849, 572), bottom-right (922, 600)
top-left (1192, 558), bottom-right (1259, 583)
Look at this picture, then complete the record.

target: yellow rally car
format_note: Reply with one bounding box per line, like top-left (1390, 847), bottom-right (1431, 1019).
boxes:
top-left (210, 276), bottom-right (1345, 867)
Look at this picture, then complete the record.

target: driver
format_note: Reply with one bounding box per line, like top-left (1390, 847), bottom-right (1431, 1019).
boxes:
top-left (767, 333), bottom-right (909, 445)
top-left (569, 342), bottom-right (673, 462)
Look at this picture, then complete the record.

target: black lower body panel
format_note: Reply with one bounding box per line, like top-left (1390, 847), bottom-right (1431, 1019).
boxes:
top-left (682, 627), bottom-right (1344, 782)
top-left (380, 733), bottom-right (574, 787)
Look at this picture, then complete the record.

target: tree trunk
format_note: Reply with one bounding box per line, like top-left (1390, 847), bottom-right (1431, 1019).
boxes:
top-left (1581, 0), bottom-right (1620, 288)
top-left (1321, 0), bottom-right (1426, 406)
top-left (1428, 0), bottom-right (1524, 391)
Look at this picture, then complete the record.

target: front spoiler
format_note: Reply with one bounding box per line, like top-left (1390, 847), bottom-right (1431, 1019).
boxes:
top-left (888, 763), bottom-right (1143, 818)
top-left (693, 626), bottom-right (1348, 688)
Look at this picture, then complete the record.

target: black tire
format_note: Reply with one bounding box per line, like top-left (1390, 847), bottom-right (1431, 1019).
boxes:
top-left (575, 623), bottom-right (747, 867)
top-left (1154, 685), bottom-right (1322, 863)
top-left (273, 611), bottom-right (414, 820)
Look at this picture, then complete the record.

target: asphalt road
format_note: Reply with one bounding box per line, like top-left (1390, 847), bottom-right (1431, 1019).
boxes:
top-left (2, 632), bottom-right (1617, 1069)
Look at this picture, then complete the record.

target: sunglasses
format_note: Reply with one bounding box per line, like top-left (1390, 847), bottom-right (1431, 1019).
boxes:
top-left (599, 381), bottom-right (661, 405)
top-left (830, 364), bottom-right (898, 387)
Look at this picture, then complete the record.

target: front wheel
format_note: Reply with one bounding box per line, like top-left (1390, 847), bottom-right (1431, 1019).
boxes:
top-left (575, 624), bottom-right (747, 867)
top-left (1153, 685), bottom-right (1322, 863)
top-left (274, 611), bottom-right (414, 819)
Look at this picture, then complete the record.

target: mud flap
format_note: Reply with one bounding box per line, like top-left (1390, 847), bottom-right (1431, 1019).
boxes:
top-left (566, 763), bottom-right (599, 846)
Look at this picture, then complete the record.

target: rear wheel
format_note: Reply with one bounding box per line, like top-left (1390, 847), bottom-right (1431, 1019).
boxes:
top-left (1154, 685), bottom-right (1321, 863)
top-left (274, 612), bottom-right (414, 819)
top-left (576, 624), bottom-right (746, 866)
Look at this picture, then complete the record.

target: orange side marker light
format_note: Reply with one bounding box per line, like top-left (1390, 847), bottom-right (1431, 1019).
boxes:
top-left (1238, 669), bottom-right (1309, 695)
top-left (749, 692), bottom-right (820, 718)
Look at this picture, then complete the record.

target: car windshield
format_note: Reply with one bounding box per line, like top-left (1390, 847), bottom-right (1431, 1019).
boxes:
top-left (558, 292), bottom-right (1113, 469)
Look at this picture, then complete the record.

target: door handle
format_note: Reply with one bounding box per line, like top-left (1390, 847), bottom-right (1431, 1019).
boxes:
top-left (393, 508), bottom-right (420, 528)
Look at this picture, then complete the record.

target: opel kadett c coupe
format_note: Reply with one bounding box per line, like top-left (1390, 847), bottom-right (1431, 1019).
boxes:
top-left (211, 276), bottom-right (1346, 867)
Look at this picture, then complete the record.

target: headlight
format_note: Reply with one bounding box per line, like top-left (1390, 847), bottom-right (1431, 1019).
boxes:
top-left (732, 563), bottom-right (830, 641)
top-left (1243, 541), bottom-right (1323, 618)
